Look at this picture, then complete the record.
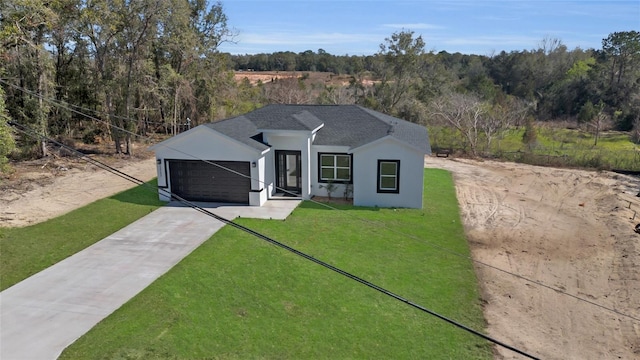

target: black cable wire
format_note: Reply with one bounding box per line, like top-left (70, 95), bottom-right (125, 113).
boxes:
top-left (5, 78), bottom-right (639, 324)
top-left (3, 79), bottom-right (156, 124)
top-left (340, 210), bottom-right (640, 323)
top-left (8, 120), bottom-right (541, 359)
top-left (0, 79), bottom-right (301, 197)
top-left (9, 122), bottom-right (149, 187)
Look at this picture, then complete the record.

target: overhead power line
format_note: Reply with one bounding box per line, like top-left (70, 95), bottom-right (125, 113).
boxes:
top-left (352, 216), bottom-right (640, 323)
top-left (9, 120), bottom-right (540, 359)
top-left (4, 79), bottom-right (639, 324)
top-left (0, 79), bottom-right (299, 195)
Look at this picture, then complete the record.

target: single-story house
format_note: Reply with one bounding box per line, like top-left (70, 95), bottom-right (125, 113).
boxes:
top-left (151, 104), bottom-right (431, 208)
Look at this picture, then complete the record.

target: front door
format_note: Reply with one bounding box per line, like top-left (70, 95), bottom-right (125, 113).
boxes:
top-left (276, 150), bottom-right (302, 195)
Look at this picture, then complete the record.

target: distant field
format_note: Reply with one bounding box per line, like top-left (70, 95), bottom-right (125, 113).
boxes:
top-left (233, 70), bottom-right (375, 87)
top-left (429, 125), bottom-right (640, 171)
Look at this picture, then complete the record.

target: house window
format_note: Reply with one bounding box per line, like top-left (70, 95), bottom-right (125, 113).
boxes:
top-left (377, 160), bottom-right (400, 193)
top-left (319, 153), bottom-right (352, 183)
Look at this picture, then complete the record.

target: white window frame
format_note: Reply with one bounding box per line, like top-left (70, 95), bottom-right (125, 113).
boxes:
top-left (319, 153), bottom-right (352, 183)
top-left (377, 160), bottom-right (400, 193)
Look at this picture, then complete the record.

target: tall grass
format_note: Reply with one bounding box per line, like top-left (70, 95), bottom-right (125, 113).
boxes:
top-left (430, 125), bottom-right (640, 171)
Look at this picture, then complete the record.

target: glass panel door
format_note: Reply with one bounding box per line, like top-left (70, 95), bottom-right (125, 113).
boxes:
top-left (286, 154), bottom-right (299, 189)
top-left (276, 150), bottom-right (301, 195)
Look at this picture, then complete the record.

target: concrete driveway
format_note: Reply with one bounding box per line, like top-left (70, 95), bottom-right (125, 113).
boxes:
top-left (0, 199), bottom-right (299, 360)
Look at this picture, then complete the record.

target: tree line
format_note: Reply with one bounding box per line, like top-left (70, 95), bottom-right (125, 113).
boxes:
top-left (1, 0), bottom-right (239, 161)
top-left (0, 0), bottom-right (638, 168)
top-left (230, 31), bottom-right (639, 129)
top-left (230, 30), bottom-right (639, 155)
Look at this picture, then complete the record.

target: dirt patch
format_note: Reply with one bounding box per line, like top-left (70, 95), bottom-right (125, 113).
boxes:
top-left (2, 148), bottom-right (639, 358)
top-left (232, 71), bottom-right (375, 87)
top-left (425, 156), bottom-right (640, 359)
top-left (0, 149), bottom-right (157, 228)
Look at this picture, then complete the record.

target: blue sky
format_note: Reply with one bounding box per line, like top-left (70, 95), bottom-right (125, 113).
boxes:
top-left (217, 0), bottom-right (639, 56)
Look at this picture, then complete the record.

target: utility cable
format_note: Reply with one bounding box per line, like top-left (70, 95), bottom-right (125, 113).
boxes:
top-left (9, 122), bottom-right (148, 187)
top-left (0, 79), bottom-right (303, 197)
top-left (314, 200), bottom-right (640, 323)
top-left (5, 79), bottom-right (639, 323)
top-left (3, 79), bottom-right (159, 124)
top-left (9, 120), bottom-right (540, 359)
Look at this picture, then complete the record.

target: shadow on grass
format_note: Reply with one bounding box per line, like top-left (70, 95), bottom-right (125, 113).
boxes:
top-left (109, 179), bottom-right (166, 207)
top-left (0, 179), bottom-right (166, 291)
top-left (299, 200), bottom-right (380, 211)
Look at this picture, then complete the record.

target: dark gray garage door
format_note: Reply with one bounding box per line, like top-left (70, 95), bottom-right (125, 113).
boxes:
top-left (169, 160), bottom-right (251, 203)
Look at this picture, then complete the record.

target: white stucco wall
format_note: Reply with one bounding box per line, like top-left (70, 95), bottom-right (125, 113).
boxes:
top-left (263, 131), bottom-right (313, 199)
top-left (351, 138), bottom-right (425, 209)
top-left (263, 150), bottom-right (275, 196)
top-left (310, 145), bottom-right (352, 199)
top-left (152, 125), bottom-right (267, 202)
top-left (151, 125), bottom-right (426, 208)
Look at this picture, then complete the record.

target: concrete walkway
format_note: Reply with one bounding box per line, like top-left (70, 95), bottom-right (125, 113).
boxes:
top-left (0, 200), bottom-right (300, 360)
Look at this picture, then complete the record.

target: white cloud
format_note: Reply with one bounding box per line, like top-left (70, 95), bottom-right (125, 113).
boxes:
top-left (222, 31), bottom-right (383, 55)
top-left (240, 32), bottom-right (379, 46)
top-left (382, 23), bottom-right (444, 30)
top-left (441, 35), bottom-right (540, 47)
top-left (475, 14), bottom-right (523, 22)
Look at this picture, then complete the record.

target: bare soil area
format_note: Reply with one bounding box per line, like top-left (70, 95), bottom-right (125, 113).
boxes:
top-left (425, 156), bottom-right (640, 359)
top-left (233, 70), bottom-right (376, 87)
top-left (2, 152), bottom-right (639, 359)
top-left (0, 153), bottom-right (156, 227)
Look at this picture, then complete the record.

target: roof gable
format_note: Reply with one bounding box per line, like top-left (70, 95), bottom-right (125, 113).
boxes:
top-left (204, 117), bottom-right (270, 151)
top-left (182, 104), bottom-right (430, 153)
top-left (359, 107), bottom-right (430, 154)
top-left (350, 134), bottom-right (427, 154)
top-left (150, 123), bottom-right (268, 153)
top-left (245, 106), bottom-right (325, 131)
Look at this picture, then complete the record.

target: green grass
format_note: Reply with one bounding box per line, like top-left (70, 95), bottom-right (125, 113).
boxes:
top-left (60, 169), bottom-right (492, 359)
top-left (430, 125), bottom-right (640, 171)
top-left (0, 180), bottom-right (164, 291)
top-left (498, 127), bottom-right (640, 170)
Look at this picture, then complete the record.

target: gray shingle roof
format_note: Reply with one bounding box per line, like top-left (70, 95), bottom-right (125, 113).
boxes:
top-left (246, 107), bottom-right (325, 131)
top-left (206, 104), bottom-right (430, 153)
top-left (204, 117), bottom-right (269, 151)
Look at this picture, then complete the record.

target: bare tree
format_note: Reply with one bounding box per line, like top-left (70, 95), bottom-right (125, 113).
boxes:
top-left (317, 85), bottom-right (355, 105)
top-left (633, 118), bottom-right (640, 144)
top-left (430, 93), bottom-right (486, 156)
top-left (483, 97), bottom-right (530, 151)
top-left (263, 77), bottom-right (313, 104)
top-left (538, 36), bottom-right (563, 55)
top-left (588, 103), bottom-right (610, 146)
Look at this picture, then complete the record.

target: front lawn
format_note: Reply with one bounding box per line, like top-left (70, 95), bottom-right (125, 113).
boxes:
top-left (0, 180), bottom-right (165, 291)
top-left (60, 169), bottom-right (492, 359)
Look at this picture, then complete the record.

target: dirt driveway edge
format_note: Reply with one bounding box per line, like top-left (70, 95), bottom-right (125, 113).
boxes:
top-left (425, 156), bottom-right (640, 360)
top-left (1, 157), bottom-right (157, 228)
top-left (2, 154), bottom-right (639, 359)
